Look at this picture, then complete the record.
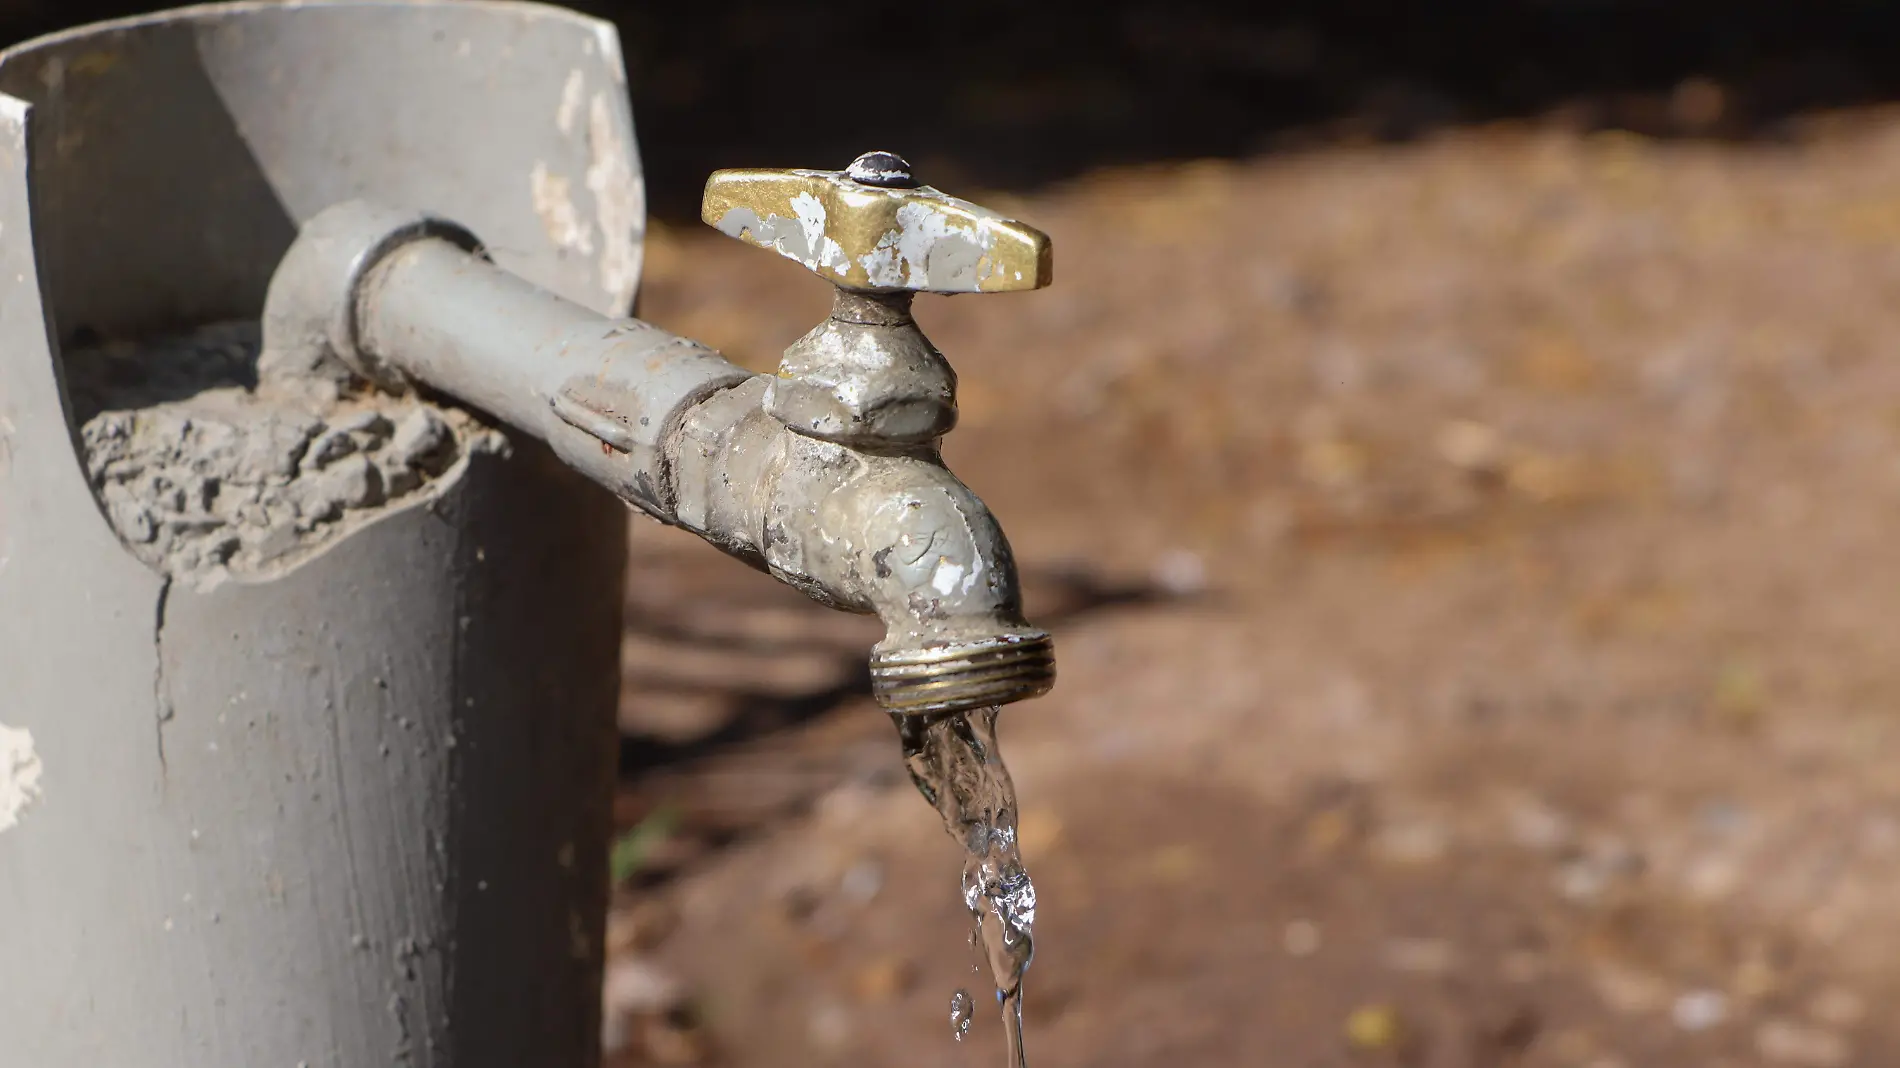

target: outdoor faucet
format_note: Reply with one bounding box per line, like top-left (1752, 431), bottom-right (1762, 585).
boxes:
top-left (260, 152), bottom-right (1055, 716)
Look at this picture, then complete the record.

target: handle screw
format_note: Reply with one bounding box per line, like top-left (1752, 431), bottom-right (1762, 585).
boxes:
top-left (845, 150), bottom-right (919, 189)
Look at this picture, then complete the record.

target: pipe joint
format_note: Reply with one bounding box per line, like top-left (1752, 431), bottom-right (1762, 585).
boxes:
top-left (263, 198), bottom-right (1053, 716)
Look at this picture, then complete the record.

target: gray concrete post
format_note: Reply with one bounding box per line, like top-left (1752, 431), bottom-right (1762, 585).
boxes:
top-left (0, 4), bottom-right (642, 1065)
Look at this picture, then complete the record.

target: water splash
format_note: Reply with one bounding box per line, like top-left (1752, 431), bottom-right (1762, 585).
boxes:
top-left (895, 706), bottom-right (1036, 1068)
top-left (951, 988), bottom-right (974, 1041)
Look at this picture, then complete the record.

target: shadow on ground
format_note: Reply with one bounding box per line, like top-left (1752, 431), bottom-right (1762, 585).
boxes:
top-left (612, 521), bottom-right (1192, 889)
top-left (618, 559), bottom-right (1181, 777)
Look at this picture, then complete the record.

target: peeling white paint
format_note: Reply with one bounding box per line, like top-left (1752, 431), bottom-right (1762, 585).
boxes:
top-left (717, 203), bottom-right (848, 279)
top-left (0, 96), bottom-right (25, 147)
top-left (860, 200), bottom-right (996, 291)
top-left (556, 69), bottom-right (585, 136)
top-left (789, 192), bottom-right (850, 277)
top-left (710, 171), bottom-right (1036, 292)
top-left (530, 162), bottom-right (595, 257)
top-left (860, 240), bottom-right (899, 287)
top-left (0, 723), bottom-right (43, 833)
top-left (583, 92), bottom-right (642, 300)
top-left (931, 559), bottom-right (964, 597)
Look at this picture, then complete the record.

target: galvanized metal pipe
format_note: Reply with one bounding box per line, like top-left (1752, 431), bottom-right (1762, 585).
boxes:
top-left (356, 234), bottom-right (750, 518)
top-left (267, 201), bottom-right (1055, 716)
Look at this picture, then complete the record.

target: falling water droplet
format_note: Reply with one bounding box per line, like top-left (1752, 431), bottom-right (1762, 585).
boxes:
top-left (951, 988), bottom-right (974, 1041)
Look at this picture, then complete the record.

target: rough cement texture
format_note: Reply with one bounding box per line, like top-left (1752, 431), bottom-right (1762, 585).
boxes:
top-left (66, 321), bottom-right (504, 587)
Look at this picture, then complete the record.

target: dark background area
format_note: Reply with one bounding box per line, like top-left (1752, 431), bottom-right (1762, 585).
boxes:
top-left (5, 2), bottom-right (1900, 215)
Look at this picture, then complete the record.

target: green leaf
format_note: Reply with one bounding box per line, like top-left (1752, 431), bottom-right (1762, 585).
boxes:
top-left (610, 803), bottom-right (682, 884)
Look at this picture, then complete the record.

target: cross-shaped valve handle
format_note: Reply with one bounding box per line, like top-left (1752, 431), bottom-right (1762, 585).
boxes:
top-left (697, 153), bottom-right (1052, 446)
top-left (701, 151), bottom-right (1052, 294)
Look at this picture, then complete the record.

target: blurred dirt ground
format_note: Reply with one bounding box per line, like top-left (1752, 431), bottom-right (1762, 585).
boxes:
top-left (601, 113), bottom-right (1900, 1068)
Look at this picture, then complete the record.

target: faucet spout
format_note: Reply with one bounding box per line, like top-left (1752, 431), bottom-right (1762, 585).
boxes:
top-left (259, 197), bottom-right (1054, 716)
top-left (669, 375), bottom-right (1053, 714)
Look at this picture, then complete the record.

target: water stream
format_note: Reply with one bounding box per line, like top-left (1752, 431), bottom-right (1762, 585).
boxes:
top-left (893, 706), bottom-right (1037, 1068)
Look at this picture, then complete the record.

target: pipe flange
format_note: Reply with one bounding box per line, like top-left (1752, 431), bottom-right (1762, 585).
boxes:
top-left (261, 200), bottom-right (486, 391)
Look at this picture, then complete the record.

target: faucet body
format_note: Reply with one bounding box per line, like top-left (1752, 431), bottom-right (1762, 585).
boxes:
top-left (263, 200), bottom-right (1053, 714)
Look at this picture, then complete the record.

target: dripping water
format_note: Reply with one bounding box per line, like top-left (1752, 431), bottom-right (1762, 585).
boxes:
top-left (895, 706), bottom-right (1036, 1068)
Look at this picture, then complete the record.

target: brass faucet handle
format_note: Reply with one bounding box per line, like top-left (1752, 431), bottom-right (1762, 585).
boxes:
top-left (700, 151), bottom-right (1052, 295)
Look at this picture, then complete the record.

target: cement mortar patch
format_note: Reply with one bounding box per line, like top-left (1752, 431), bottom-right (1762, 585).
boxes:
top-left (66, 321), bottom-right (506, 590)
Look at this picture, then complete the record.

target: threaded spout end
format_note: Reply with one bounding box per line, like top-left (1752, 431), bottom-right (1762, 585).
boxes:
top-left (869, 632), bottom-right (1056, 716)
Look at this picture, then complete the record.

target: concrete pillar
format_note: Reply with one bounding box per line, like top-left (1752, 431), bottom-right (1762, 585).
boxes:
top-left (0, 4), bottom-right (641, 1064)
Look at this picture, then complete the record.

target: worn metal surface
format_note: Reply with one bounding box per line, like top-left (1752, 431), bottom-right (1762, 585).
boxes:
top-left (258, 197), bottom-right (755, 523)
top-left (767, 289), bottom-right (958, 446)
top-left (666, 378), bottom-right (1055, 714)
top-left (701, 159), bottom-right (1053, 294)
top-left (708, 155), bottom-right (1048, 451)
top-left (352, 229), bottom-right (752, 517)
top-left (695, 154), bottom-right (1059, 711)
top-left (269, 186), bottom-right (1055, 716)
top-left (0, 4), bottom-right (631, 1065)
